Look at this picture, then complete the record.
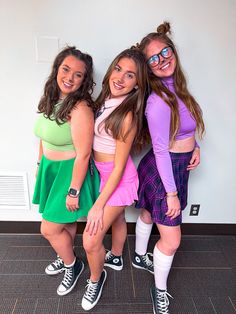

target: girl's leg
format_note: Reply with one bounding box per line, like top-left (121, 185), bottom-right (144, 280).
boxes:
top-left (103, 211), bottom-right (127, 271)
top-left (41, 219), bottom-right (84, 296)
top-left (110, 211), bottom-right (127, 256)
top-left (154, 224), bottom-right (181, 290)
top-left (41, 219), bottom-right (75, 265)
top-left (150, 224), bottom-right (181, 313)
top-left (132, 208), bottom-right (154, 273)
top-left (135, 208), bottom-right (153, 255)
top-left (45, 222), bottom-right (77, 274)
top-left (83, 205), bottom-right (126, 281)
top-left (82, 205), bottom-right (125, 311)
top-left (64, 222), bottom-right (77, 246)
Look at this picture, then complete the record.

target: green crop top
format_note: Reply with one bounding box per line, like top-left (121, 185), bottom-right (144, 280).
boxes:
top-left (34, 114), bottom-right (75, 151)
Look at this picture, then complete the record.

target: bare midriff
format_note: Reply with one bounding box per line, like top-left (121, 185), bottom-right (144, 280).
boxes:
top-left (169, 136), bottom-right (196, 153)
top-left (93, 150), bottom-right (115, 162)
top-left (43, 146), bottom-right (76, 161)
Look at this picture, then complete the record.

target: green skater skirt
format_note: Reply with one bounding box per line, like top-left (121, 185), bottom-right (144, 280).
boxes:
top-left (32, 155), bottom-right (100, 223)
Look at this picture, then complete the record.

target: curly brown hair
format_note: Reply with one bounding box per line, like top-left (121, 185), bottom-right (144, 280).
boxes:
top-left (37, 46), bottom-right (95, 124)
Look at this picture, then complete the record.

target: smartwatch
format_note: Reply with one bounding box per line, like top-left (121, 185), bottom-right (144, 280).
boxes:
top-left (67, 188), bottom-right (80, 198)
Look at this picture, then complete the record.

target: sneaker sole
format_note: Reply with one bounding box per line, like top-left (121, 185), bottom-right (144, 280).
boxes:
top-left (104, 262), bottom-right (123, 271)
top-left (45, 267), bottom-right (65, 275)
top-left (132, 262), bottom-right (154, 274)
top-left (81, 269), bottom-right (107, 311)
top-left (57, 261), bottom-right (84, 296)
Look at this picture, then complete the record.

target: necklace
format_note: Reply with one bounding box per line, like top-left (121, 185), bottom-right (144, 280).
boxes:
top-left (95, 104), bottom-right (115, 118)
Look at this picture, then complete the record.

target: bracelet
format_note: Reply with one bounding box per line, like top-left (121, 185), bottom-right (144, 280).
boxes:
top-left (166, 191), bottom-right (178, 198)
top-left (166, 194), bottom-right (178, 198)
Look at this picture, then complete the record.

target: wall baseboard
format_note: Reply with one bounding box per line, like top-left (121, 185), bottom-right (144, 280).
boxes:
top-left (0, 221), bottom-right (235, 235)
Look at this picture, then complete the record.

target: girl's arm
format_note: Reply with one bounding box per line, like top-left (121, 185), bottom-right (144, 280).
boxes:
top-left (66, 101), bottom-right (94, 212)
top-left (86, 111), bottom-right (137, 235)
top-left (146, 93), bottom-right (177, 193)
top-left (146, 93), bottom-right (180, 219)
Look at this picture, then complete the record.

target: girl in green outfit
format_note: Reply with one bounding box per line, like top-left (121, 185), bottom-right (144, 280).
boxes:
top-left (33, 46), bottom-right (99, 296)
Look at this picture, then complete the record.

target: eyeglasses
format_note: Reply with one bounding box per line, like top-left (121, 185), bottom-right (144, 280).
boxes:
top-left (147, 46), bottom-right (173, 67)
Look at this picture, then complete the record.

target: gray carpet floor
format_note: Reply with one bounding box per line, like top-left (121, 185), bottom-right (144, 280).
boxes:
top-left (0, 233), bottom-right (235, 314)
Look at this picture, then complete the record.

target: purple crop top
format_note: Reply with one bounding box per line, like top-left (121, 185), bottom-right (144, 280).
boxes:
top-left (146, 76), bottom-right (197, 192)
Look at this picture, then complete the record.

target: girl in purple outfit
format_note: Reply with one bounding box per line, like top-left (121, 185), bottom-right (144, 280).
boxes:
top-left (133, 22), bottom-right (205, 313)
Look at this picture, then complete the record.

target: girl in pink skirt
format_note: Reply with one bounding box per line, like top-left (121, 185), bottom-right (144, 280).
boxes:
top-left (81, 48), bottom-right (148, 311)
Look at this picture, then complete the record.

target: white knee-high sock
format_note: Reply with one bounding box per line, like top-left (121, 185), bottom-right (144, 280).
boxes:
top-left (153, 246), bottom-right (174, 291)
top-left (135, 216), bottom-right (153, 255)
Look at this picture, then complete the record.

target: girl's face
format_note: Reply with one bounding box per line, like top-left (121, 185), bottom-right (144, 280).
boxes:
top-left (57, 55), bottom-right (86, 98)
top-left (109, 57), bottom-right (138, 98)
top-left (145, 39), bottom-right (176, 78)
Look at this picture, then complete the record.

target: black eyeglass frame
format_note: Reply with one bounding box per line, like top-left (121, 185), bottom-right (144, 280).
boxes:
top-left (147, 46), bottom-right (174, 66)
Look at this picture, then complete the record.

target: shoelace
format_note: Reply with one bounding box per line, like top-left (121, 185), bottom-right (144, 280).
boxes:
top-left (105, 250), bottom-right (114, 261)
top-left (142, 253), bottom-right (153, 267)
top-left (61, 267), bottom-right (73, 288)
top-left (84, 279), bottom-right (98, 302)
top-left (156, 290), bottom-right (173, 314)
top-left (52, 257), bottom-right (63, 268)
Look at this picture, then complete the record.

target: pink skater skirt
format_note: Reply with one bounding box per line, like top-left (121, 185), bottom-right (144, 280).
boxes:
top-left (94, 156), bottom-right (139, 206)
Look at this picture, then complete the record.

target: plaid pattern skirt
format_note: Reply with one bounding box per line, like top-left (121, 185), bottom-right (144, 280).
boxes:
top-left (136, 149), bottom-right (193, 226)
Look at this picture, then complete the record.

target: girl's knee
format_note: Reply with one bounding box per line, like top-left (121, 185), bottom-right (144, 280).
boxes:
top-left (170, 237), bottom-right (181, 252)
top-left (140, 209), bottom-right (152, 224)
top-left (158, 237), bottom-right (181, 255)
top-left (83, 232), bottom-right (102, 254)
top-left (40, 221), bottom-right (60, 239)
top-left (40, 221), bottom-right (49, 238)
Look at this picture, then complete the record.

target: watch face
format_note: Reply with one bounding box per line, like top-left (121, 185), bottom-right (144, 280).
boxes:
top-left (69, 188), bottom-right (77, 196)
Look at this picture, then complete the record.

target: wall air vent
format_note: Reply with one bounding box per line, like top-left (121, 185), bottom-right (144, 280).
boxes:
top-left (0, 172), bottom-right (30, 210)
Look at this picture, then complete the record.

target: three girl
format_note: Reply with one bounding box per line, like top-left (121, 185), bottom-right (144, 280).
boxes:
top-left (33, 22), bottom-right (204, 313)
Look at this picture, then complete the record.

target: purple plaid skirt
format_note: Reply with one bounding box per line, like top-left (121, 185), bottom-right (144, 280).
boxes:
top-left (136, 149), bottom-right (193, 226)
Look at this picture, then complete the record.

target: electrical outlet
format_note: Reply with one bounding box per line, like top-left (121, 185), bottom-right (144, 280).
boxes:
top-left (190, 204), bottom-right (200, 216)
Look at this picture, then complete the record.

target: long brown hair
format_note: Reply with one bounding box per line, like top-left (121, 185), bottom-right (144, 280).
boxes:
top-left (96, 48), bottom-right (148, 150)
top-left (139, 22), bottom-right (205, 143)
top-left (37, 46), bottom-right (95, 124)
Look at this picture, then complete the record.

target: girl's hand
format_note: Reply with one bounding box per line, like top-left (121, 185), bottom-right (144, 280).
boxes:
top-left (85, 205), bottom-right (104, 236)
top-left (166, 196), bottom-right (181, 219)
top-left (66, 195), bottom-right (79, 212)
top-left (187, 148), bottom-right (200, 171)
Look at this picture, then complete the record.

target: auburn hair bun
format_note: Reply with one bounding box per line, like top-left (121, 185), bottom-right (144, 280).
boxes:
top-left (156, 21), bottom-right (171, 35)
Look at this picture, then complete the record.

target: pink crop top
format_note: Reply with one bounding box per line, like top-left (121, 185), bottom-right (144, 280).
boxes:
top-left (93, 96), bottom-right (127, 154)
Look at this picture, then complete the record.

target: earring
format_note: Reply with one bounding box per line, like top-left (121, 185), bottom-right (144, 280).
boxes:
top-left (134, 85), bottom-right (138, 90)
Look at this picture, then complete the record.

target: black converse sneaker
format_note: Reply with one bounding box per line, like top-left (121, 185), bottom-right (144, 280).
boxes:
top-left (132, 252), bottom-right (154, 274)
top-left (81, 269), bottom-right (107, 311)
top-left (45, 255), bottom-right (65, 275)
top-left (57, 258), bottom-right (84, 296)
top-left (104, 250), bottom-right (123, 271)
top-left (150, 285), bottom-right (173, 314)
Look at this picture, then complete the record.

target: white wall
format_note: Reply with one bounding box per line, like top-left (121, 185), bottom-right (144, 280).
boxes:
top-left (0, 0), bottom-right (235, 223)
